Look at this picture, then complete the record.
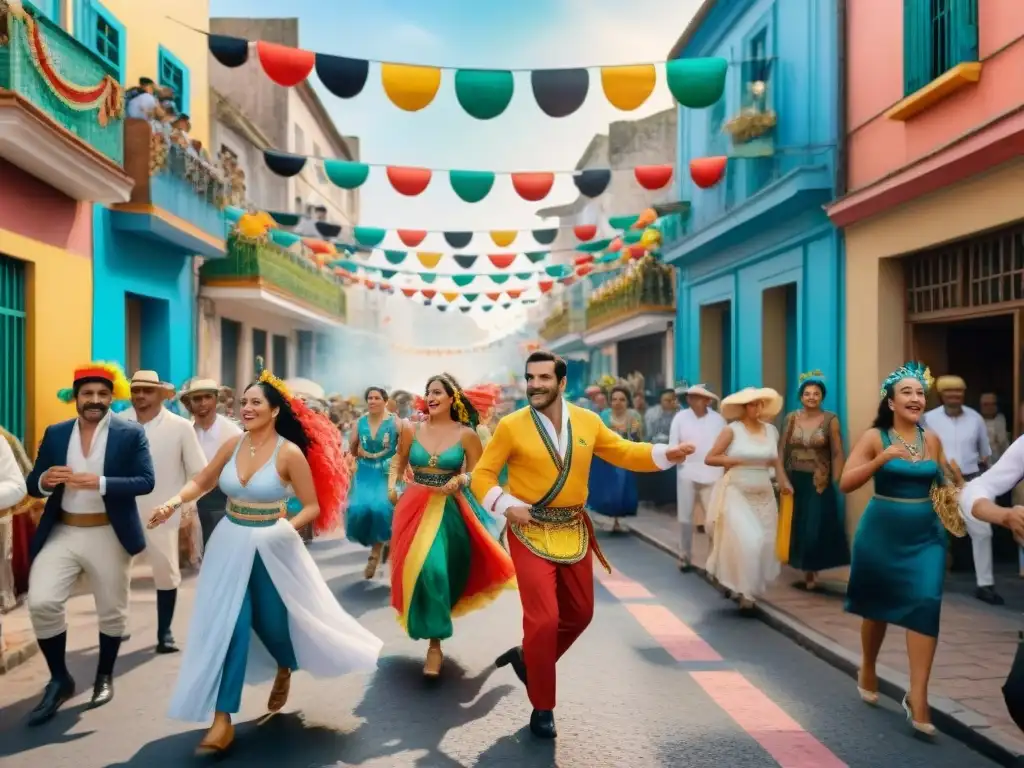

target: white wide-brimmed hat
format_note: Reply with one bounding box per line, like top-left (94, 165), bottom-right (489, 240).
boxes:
top-left (684, 383), bottom-right (720, 401)
top-left (179, 378), bottom-right (219, 401)
top-left (720, 387), bottom-right (783, 421)
top-left (285, 377), bottom-right (326, 401)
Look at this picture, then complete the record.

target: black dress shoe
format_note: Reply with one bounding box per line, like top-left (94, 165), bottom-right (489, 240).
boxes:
top-left (529, 708), bottom-right (557, 739)
top-left (27, 677), bottom-right (75, 726)
top-left (156, 632), bottom-right (179, 654)
top-left (89, 675), bottom-right (114, 709)
top-left (976, 586), bottom-right (1005, 606)
top-left (495, 646), bottom-right (527, 686)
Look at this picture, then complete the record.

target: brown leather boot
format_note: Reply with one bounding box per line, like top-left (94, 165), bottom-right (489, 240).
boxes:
top-left (268, 667), bottom-right (291, 713)
top-left (423, 641), bottom-right (443, 678)
top-left (195, 712), bottom-right (234, 755)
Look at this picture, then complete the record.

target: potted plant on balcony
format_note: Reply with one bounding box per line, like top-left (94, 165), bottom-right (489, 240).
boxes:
top-left (724, 57), bottom-right (775, 158)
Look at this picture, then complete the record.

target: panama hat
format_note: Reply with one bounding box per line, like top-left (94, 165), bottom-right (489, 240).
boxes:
top-left (130, 370), bottom-right (162, 388)
top-left (685, 383), bottom-right (720, 401)
top-left (720, 387), bottom-right (783, 421)
top-left (285, 377), bottom-right (326, 401)
top-left (179, 378), bottom-right (219, 401)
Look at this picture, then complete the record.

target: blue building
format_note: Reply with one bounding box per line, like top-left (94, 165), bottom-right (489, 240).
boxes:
top-left (664, 0), bottom-right (842, 414)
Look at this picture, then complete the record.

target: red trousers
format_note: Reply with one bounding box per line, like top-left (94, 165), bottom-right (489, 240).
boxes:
top-left (507, 532), bottom-right (594, 710)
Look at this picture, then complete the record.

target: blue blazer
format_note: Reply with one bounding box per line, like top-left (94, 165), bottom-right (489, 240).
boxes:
top-left (26, 417), bottom-right (155, 560)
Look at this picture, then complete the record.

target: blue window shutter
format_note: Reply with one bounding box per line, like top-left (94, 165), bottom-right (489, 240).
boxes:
top-left (952, 0), bottom-right (979, 64)
top-left (903, 0), bottom-right (931, 94)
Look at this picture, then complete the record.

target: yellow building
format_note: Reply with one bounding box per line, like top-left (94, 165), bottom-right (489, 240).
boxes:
top-left (0, 0), bottom-right (214, 447)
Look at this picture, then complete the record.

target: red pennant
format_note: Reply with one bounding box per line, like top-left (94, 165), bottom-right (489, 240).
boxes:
top-left (363, 279), bottom-right (376, 288)
top-left (486, 292), bottom-right (502, 301)
top-left (401, 288), bottom-right (418, 297)
top-left (573, 224), bottom-right (597, 241)
top-left (634, 164), bottom-right (674, 190)
top-left (256, 41), bottom-right (315, 87)
top-left (380, 282), bottom-right (392, 291)
top-left (506, 289), bottom-right (523, 299)
top-left (538, 279), bottom-right (554, 293)
top-left (302, 238), bottom-right (332, 254)
top-left (488, 253), bottom-right (516, 269)
top-left (690, 156), bottom-right (728, 189)
top-left (387, 166), bottom-right (432, 196)
top-left (397, 229), bottom-right (427, 247)
top-left (628, 245), bottom-right (646, 259)
top-left (511, 172), bottom-right (555, 202)
top-left (421, 289), bottom-right (437, 299)
top-left (561, 277), bottom-right (576, 286)
top-left (573, 253), bottom-right (594, 266)
top-left (576, 265), bottom-right (594, 277)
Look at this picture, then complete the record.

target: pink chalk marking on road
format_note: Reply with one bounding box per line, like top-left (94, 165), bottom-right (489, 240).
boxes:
top-left (594, 568), bottom-right (653, 599)
top-left (691, 671), bottom-right (848, 768)
top-left (626, 603), bottom-right (723, 662)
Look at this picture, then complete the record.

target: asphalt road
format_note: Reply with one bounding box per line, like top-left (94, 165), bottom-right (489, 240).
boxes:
top-left (0, 531), bottom-right (1003, 767)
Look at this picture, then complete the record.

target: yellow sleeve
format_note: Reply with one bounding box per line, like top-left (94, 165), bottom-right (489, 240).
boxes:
top-left (470, 417), bottom-right (513, 501)
top-left (593, 419), bottom-right (660, 473)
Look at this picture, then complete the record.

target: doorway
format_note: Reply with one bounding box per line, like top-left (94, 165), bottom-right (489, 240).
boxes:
top-left (762, 282), bottom-right (797, 413)
top-left (700, 301), bottom-right (731, 398)
top-left (125, 293), bottom-right (170, 377)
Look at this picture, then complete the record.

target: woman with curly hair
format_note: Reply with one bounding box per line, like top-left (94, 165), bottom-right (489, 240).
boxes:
top-left (147, 367), bottom-right (382, 755)
top-left (388, 373), bottom-right (516, 677)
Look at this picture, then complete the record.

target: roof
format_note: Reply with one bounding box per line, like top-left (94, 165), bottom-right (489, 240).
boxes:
top-left (666, 0), bottom-right (719, 60)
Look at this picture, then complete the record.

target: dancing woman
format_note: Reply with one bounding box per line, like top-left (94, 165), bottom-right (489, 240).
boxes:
top-left (388, 373), bottom-right (515, 677)
top-left (588, 385), bottom-right (643, 532)
top-left (148, 369), bottom-right (382, 754)
top-left (841, 362), bottom-right (964, 738)
top-left (348, 386), bottom-right (400, 578)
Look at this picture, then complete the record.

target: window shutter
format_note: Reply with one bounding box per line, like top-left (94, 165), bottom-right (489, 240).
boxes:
top-left (903, 0), bottom-right (932, 94)
top-left (951, 0), bottom-right (979, 65)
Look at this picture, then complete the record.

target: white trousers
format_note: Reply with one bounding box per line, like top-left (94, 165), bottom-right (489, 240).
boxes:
top-left (677, 476), bottom-right (715, 559)
top-left (964, 513), bottom-right (995, 588)
top-left (139, 510), bottom-right (181, 590)
top-left (28, 524), bottom-right (132, 639)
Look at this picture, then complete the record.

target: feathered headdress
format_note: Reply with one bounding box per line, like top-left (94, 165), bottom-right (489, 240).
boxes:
top-left (880, 362), bottom-right (933, 399)
top-left (414, 375), bottom-right (493, 428)
top-left (57, 361), bottom-right (131, 403)
top-left (255, 358), bottom-right (349, 535)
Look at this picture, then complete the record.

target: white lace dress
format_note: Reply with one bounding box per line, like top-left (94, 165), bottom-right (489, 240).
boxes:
top-left (705, 421), bottom-right (781, 600)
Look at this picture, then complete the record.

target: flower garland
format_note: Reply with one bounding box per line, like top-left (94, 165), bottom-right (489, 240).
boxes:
top-left (6, 1), bottom-right (124, 126)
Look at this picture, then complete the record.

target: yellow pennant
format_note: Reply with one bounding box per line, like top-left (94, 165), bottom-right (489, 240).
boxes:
top-left (416, 252), bottom-right (442, 268)
top-left (381, 63), bottom-right (442, 112)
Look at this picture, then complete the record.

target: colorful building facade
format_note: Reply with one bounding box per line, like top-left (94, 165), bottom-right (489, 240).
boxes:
top-left (828, 0), bottom-right (1024, 527)
top-left (0, 0), bottom-right (134, 444)
top-left (664, 0), bottom-right (842, 416)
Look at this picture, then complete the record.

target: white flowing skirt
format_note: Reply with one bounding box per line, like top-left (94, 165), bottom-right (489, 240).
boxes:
top-left (705, 471), bottom-right (780, 600)
top-left (168, 517), bottom-right (383, 722)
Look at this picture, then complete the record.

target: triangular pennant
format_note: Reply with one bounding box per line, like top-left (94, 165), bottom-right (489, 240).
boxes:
top-left (421, 289), bottom-right (437, 299)
top-left (463, 293), bottom-right (479, 303)
top-left (489, 274), bottom-right (511, 285)
top-left (526, 251), bottom-right (548, 263)
top-left (453, 254), bottom-right (477, 270)
top-left (420, 273), bottom-right (437, 284)
top-left (486, 293), bottom-right (502, 301)
top-left (442, 292), bottom-right (459, 302)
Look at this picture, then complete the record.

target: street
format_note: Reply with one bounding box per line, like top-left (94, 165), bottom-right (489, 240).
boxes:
top-left (0, 532), bottom-right (1002, 768)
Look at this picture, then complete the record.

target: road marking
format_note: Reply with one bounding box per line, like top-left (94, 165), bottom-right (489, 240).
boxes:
top-left (625, 603), bottom-right (722, 661)
top-left (691, 671), bottom-right (848, 768)
top-left (594, 568), bottom-right (654, 599)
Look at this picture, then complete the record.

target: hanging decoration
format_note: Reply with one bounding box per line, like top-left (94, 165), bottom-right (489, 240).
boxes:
top-left (208, 32), bottom-right (728, 119)
top-left (262, 149), bottom-right (675, 203)
top-left (6, 2), bottom-right (124, 126)
top-left (690, 156), bottom-right (728, 189)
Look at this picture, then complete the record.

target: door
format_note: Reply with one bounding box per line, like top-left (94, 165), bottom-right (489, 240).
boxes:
top-left (0, 255), bottom-right (26, 441)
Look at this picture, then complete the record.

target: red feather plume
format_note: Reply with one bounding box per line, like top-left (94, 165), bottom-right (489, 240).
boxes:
top-left (289, 395), bottom-right (349, 535)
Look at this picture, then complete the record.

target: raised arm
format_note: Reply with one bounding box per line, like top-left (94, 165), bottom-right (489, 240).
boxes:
top-left (593, 419), bottom-right (674, 473)
top-left (470, 418), bottom-right (515, 513)
top-left (155, 435), bottom-right (241, 513)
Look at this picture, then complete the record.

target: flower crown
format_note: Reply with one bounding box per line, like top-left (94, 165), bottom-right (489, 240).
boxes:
top-left (799, 369), bottom-right (825, 384)
top-left (880, 362), bottom-right (933, 399)
top-left (436, 373), bottom-right (472, 426)
top-left (255, 356), bottom-right (293, 400)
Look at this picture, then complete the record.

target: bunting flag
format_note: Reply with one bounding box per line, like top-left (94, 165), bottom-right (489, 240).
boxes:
top-left (208, 33), bottom-right (728, 120)
top-left (262, 149), bottom-right (677, 203)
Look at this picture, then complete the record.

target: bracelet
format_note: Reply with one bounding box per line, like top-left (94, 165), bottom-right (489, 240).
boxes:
top-left (164, 495), bottom-right (183, 511)
top-left (460, 472), bottom-right (471, 487)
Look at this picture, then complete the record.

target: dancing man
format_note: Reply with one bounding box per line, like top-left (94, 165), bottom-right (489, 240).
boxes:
top-left (122, 370), bottom-right (207, 653)
top-left (24, 362), bottom-right (154, 725)
top-left (471, 350), bottom-right (694, 738)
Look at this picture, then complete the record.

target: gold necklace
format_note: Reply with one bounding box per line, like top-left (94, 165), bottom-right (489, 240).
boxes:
top-left (247, 432), bottom-right (273, 458)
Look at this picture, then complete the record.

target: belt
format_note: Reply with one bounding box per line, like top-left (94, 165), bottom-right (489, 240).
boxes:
top-left (412, 469), bottom-right (457, 488)
top-left (873, 495), bottom-right (931, 504)
top-left (60, 511), bottom-right (109, 527)
top-left (226, 499), bottom-right (285, 528)
top-left (529, 504), bottom-right (585, 523)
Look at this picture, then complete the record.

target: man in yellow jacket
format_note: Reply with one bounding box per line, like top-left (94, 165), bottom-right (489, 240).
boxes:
top-left (471, 350), bottom-right (694, 739)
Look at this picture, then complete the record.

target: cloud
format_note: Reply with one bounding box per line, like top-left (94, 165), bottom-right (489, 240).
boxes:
top-left (388, 22), bottom-right (441, 51)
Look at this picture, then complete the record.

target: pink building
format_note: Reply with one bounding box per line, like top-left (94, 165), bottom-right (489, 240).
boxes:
top-left (827, 0), bottom-right (1024, 529)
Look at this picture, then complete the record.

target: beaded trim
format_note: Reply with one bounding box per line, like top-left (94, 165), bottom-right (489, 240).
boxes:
top-left (529, 504), bottom-right (585, 524)
top-left (413, 470), bottom-right (457, 487)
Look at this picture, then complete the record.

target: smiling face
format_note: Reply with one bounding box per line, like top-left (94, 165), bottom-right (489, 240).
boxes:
top-left (240, 384), bottom-right (278, 430)
top-left (890, 377), bottom-right (926, 423)
top-left (525, 360), bottom-right (563, 410)
top-left (189, 392), bottom-right (217, 419)
top-left (800, 383), bottom-right (824, 410)
top-left (366, 389), bottom-right (386, 415)
top-left (425, 379), bottom-right (453, 420)
top-left (76, 381), bottom-right (112, 423)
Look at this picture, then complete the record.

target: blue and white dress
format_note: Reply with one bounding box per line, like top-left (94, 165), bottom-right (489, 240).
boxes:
top-left (346, 413), bottom-right (399, 547)
top-left (168, 437), bottom-right (382, 722)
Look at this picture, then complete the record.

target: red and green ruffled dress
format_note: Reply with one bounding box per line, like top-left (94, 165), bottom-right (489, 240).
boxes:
top-left (389, 437), bottom-right (515, 639)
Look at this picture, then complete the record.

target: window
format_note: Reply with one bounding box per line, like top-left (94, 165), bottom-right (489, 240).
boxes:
top-left (158, 46), bottom-right (191, 115)
top-left (294, 125), bottom-right (306, 155)
top-left (297, 331), bottom-right (314, 378)
top-left (252, 328), bottom-right (268, 364)
top-left (272, 335), bottom-right (289, 378)
top-left (220, 319), bottom-right (241, 390)
top-left (903, 0), bottom-right (979, 95)
top-left (76, 0), bottom-right (124, 82)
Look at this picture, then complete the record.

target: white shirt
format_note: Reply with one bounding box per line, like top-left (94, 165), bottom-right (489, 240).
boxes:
top-left (0, 437), bottom-right (27, 509)
top-left (194, 414), bottom-right (243, 461)
top-left (669, 407), bottom-right (726, 484)
top-left (122, 408), bottom-right (207, 525)
top-left (482, 400), bottom-right (674, 516)
top-left (924, 405), bottom-right (991, 475)
top-left (960, 433), bottom-right (1024, 524)
top-left (39, 414), bottom-right (111, 513)
top-left (127, 92), bottom-right (158, 120)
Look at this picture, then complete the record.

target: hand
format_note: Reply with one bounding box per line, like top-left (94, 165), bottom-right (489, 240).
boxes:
top-left (1003, 506), bottom-right (1024, 544)
top-left (440, 477), bottom-right (463, 495)
top-left (779, 480), bottom-right (794, 495)
top-left (66, 473), bottom-right (100, 490)
top-left (504, 505), bottom-right (534, 526)
top-left (41, 466), bottom-right (72, 490)
top-left (880, 444), bottom-right (912, 464)
top-left (665, 442), bottom-right (696, 463)
top-left (148, 504), bottom-right (174, 529)
top-left (388, 487), bottom-right (399, 505)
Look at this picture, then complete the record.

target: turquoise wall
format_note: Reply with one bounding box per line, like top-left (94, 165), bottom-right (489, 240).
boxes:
top-left (91, 206), bottom-right (196, 385)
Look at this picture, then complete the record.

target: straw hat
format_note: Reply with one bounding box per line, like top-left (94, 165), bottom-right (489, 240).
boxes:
top-left (284, 377), bottom-right (325, 401)
top-left (720, 387), bottom-right (783, 421)
top-left (179, 378), bottom-right (219, 402)
top-left (130, 370), bottom-right (162, 388)
top-left (684, 383), bottom-right (720, 401)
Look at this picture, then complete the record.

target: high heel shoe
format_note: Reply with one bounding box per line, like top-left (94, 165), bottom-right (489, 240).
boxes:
top-left (267, 667), bottom-right (291, 713)
top-left (423, 643), bottom-right (443, 678)
top-left (901, 693), bottom-right (937, 738)
top-left (195, 712), bottom-right (234, 755)
top-left (857, 686), bottom-right (879, 706)
top-left (364, 548), bottom-right (382, 579)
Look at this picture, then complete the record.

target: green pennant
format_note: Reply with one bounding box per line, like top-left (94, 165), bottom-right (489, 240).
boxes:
top-left (420, 273), bottom-right (437, 284)
top-left (449, 170), bottom-right (496, 203)
top-left (623, 230), bottom-right (643, 244)
top-left (489, 274), bottom-right (511, 285)
top-left (452, 274), bottom-right (475, 287)
top-left (515, 272), bottom-right (533, 280)
top-left (269, 229), bottom-right (302, 248)
top-left (608, 214), bottom-right (638, 230)
top-left (526, 251), bottom-right (549, 263)
top-left (323, 159), bottom-right (370, 189)
top-left (384, 250), bottom-right (406, 264)
top-left (482, 305), bottom-right (493, 312)
top-left (463, 293), bottom-right (479, 303)
top-left (454, 69), bottom-right (515, 120)
top-left (545, 264), bottom-right (572, 278)
top-left (576, 238), bottom-right (612, 253)
top-left (354, 227), bottom-right (387, 248)
top-left (380, 269), bottom-right (397, 279)
top-left (665, 57), bottom-right (728, 108)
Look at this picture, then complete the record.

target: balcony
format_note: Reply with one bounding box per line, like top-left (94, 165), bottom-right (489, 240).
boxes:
top-left (200, 235), bottom-right (347, 327)
top-left (583, 256), bottom-right (675, 346)
top-left (0, 4), bottom-right (131, 202)
top-left (539, 307), bottom-right (570, 341)
top-left (109, 119), bottom-right (229, 258)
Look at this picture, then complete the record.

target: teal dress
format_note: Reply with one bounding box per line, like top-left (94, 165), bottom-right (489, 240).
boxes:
top-left (346, 414), bottom-right (399, 547)
top-left (845, 429), bottom-right (945, 637)
top-left (588, 409), bottom-right (642, 518)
